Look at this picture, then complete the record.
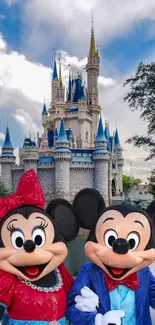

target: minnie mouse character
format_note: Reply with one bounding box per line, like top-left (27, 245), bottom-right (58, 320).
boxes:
top-left (66, 189), bottom-right (155, 325)
top-left (0, 169), bottom-right (79, 325)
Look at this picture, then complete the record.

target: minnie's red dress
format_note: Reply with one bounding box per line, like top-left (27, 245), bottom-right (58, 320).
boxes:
top-left (0, 264), bottom-right (73, 325)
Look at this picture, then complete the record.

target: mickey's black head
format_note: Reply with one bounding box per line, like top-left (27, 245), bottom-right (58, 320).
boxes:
top-left (0, 199), bottom-right (79, 282)
top-left (73, 188), bottom-right (155, 281)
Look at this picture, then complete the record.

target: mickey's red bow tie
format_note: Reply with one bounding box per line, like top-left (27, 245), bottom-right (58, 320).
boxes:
top-left (105, 272), bottom-right (139, 291)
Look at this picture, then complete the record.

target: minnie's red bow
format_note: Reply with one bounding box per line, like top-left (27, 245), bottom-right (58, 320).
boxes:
top-left (0, 169), bottom-right (44, 219)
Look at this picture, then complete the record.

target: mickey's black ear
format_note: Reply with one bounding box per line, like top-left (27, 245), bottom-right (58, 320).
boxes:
top-left (146, 200), bottom-right (155, 229)
top-left (73, 188), bottom-right (106, 230)
top-left (46, 198), bottom-right (79, 242)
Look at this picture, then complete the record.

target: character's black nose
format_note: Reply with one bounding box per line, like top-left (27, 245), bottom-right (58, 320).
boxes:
top-left (23, 240), bottom-right (36, 253)
top-left (113, 238), bottom-right (129, 255)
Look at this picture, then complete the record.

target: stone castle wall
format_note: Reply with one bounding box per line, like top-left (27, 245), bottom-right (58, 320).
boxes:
top-left (37, 167), bottom-right (55, 204)
top-left (12, 168), bottom-right (24, 191)
top-left (70, 167), bottom-right (94, 201)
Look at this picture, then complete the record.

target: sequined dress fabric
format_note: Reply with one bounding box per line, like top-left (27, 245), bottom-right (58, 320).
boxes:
top-left (0, 264), bottom-right (73, 325)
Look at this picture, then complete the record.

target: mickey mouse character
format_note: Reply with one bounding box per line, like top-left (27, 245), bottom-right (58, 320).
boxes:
top-left (66, 189), bottom-right (155, 325)
top-left (0, 169), bottom-right (79, 325)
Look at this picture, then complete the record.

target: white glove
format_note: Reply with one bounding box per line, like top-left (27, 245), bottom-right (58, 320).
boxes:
top-left (75, 286), bottom-right (99, 313)
top-left (95, 311), bottom-right (125, 325)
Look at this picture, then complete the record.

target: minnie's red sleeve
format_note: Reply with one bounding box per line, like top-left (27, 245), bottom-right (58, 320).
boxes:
top-left (0, 270), bottom-right (16, 309)
top-left (59, 263), bottom-right (74, 293)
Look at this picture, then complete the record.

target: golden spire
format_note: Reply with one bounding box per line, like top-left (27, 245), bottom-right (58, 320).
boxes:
top-left (59, 59), bottom-right (63, 88)
top-left (89, 11), bottom-right (96, 57)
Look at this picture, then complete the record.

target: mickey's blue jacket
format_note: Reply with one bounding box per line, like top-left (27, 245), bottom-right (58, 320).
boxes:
top-left (66, 263), bottom-right (155, 325)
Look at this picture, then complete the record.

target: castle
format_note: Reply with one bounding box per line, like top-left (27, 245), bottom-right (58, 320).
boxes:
top-left (0, 21), bottom-right (124, 206)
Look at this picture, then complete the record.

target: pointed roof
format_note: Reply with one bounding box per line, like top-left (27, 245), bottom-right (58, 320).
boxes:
top-left (42, 103), bottom-right (47, 115)
top-left (105, 123), bottom-right (111, 151)
top-left (89, 13), bottom-right (96, 57)
top-left (56, 119), bottom-right (69, 143)
top-left (52, 52), bottom-right (58, 80)
top-left (59, 60), bottom-right (63, 88)
top-left (95, 117), bottom-right (107, 143)
top-left (114, 129), bottom-right (122, 149)
top-left (2, 126), bottom-right (13, 149)
top-left (67, 70), bottom-right (72, 101)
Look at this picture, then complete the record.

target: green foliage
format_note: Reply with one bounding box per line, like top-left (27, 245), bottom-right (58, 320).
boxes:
top-left (123, 174), bottom-right (142, 194)
top-left (0, 182), bottom-right (12, 197)
top-left (124, 61), bottom-right (155, 160)
top-left (148, 169), bottom-right (155, 198)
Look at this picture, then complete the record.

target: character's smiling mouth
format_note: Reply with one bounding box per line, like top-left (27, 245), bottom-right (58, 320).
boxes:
top-left (14, 263), bottom-right (48, 278)
top-left (104, 264), bottom-right (130, 279)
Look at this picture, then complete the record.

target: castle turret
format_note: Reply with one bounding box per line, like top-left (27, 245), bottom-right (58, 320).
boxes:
top-left (57, 60), bottom-right (65, 103)
top-left (0, 125), bottom-right (15, 190)
top-left (42, 102), bottom-right (48, 130)
top-left (67, 69), bottom-right (72, 102)
top-left (51, 52), bottom-right (59, 109)
top-left (22, 139), bottom-right (39, 173)
top-left (114, 129), bottom-right (124, 193)
top-left (68, 127), bottom-right (73, 148)
top-left (86, 15), bottom-right (100, 145)
top-left (93, 117), bottom-right (110, 205)
top-left (54, 119), bottom-right (71, 200)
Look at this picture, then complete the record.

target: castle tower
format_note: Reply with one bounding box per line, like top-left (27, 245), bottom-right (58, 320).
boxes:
top-left (57, 60), bottom-right (65, 103)
top-left (54, 119), bottom-right (71, 200)
top-left (53, 128), bottom-right (58, 148)
top-left (86, 14), bottom-right (100, 145)
top-left (114, 129), bottom-right (124, 193)
top-left (42, 102), bottom-right (48, 130)
top-left (22, 140), bottom-right (39, 173)
top-left (0, 125), bottom-right (15, 190)
top-left (51, 52), bottom-right (59, 109)
top-left (67, 69), bottom-right (72, 102)
top-left (93, 117), bottom-right (110, 205)
top-left (105, 121), bottom-right (112, 203)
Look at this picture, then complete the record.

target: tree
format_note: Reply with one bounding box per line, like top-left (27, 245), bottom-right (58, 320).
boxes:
top-left (124, 61), bottom-right (155, 160)
top-left (0, 182), bottom-right (12, 197)
top-left (123, 174), bottom-right (142, 194)
top-left (148, 169), bottom-right (155, 198)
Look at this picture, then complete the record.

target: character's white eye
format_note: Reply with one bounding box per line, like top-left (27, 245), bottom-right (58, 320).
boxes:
top-left (104, 230), bottom-right (118, 248)
top-left (32, 229), bottom-right (46, 247)
top-left (11, 231), bottom-right (24, 249)
top-left (127, 232), bottom-right (140, 251)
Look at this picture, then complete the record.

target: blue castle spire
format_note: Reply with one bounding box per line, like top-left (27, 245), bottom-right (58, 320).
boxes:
top-left (105, 122), bottom-right (111, 151)
top-left (56, 119), bottom-right (69, 144)
top-left (52, 52), bottom-right (58, 80)
top-left (95, 117), bottom-right (107, 143)
top-left (2, 126), bottom-right (13, 150)
top-left (42, 103), bottom-right (47, 115)
top-left (114, 129), bottom-right (122, 149)
top-left (67, 70), bottom-right (72, 101)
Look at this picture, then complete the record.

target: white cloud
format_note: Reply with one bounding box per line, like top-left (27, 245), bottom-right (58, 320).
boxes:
top-left (21, 0), bottom-right (155, 57)
top-left (0, 133), bottom-right (5, 141)
top-left (98, 75), bottom-right (116, 87)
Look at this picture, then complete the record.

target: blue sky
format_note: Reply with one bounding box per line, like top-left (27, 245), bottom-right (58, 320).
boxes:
top-left (0, 0), bottom-right (155, 180)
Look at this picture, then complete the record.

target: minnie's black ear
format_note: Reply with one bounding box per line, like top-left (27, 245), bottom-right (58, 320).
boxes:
top-left (46, 198), bottom-right (79, 242)
top-left (73, 188), bottom-right (106, 230)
